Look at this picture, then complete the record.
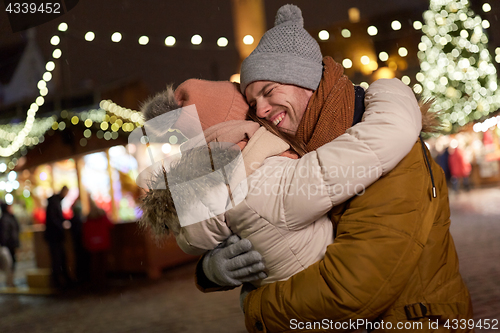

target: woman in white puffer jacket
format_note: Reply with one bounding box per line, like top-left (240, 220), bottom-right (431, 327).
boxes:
top-left (141, 78), bottom-right (422, 287)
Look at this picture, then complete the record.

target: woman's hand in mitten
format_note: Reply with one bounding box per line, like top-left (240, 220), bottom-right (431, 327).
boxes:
top-left (202, 234), bottom-right (267, 287)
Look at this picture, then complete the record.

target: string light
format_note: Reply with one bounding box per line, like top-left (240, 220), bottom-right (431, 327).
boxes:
top-left (391, 20), bottom-right (402, 31)
top-left (379, 52), bottom-right (389, 62)
top-left (243, 35), bottom-right (254, 45)
top-left (43, 72), bottom-right (52, 81)
top-left (360, 56), bottom-right (370, 65)
top-left (230, 74), bottom-right (240, 83)
top-left (217, 37), bottom-right (228, 47)
top-left (85, 31), bottom-right (95, 41)
top-left (138, 36), bottom-right (149, 45)
top-left (341, 29), bottom-right (351, 38)
top-left (37, 80), bottom-right (46, 90)
top-left (58, 22), bottom-right (68, 32)
top-left (50, 35), bottom-right (60, 46)
top-left (111, 32), bottom-right (122, 42)
top-left (165, 36), bottom-right (176, 46)
top-left (413, 84), bottom-right (423, 94)
top-left (46, 61), bottom-right (55, 71)
top-left (99, 100), bottom-right (144, 127)
top-left (367, 26), bottom-right (378, 36)
top-left (52, 49), bottom-right (62, 58)
top-left (318, 30), bottom-right (329, 40)
top-left (162, 143), bottom-right (172, 154)
top-left (342, 59), bottom-right (352, 69)
top-left (191, 34), bottom-right (202, 45)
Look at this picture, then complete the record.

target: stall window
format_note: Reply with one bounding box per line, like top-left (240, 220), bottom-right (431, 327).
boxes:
top-left (82, 152), bottom-right (112, 215)
top-left (108, 145), bottom-right (141, 221)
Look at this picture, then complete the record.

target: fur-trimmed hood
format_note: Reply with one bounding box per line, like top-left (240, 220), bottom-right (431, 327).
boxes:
top-left (140, 143), bottom-right (243, 238)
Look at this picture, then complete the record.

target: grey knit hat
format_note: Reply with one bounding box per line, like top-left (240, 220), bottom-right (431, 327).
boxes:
top-left (240, 4), bottom-right (323, 94)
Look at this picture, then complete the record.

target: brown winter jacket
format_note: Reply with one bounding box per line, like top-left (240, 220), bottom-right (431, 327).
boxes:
top-left (241, 139), bottom-right (473, 332)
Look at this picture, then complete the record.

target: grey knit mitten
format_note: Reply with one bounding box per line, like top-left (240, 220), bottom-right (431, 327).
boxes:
top-left (202, 235), bottom-right (267, 287)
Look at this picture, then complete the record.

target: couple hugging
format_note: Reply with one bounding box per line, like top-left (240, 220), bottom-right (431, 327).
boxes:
top-left (140, 5), bottom-right (473, 333)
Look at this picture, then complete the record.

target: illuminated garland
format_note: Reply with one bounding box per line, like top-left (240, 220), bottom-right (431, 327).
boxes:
top-left (416, 0), bottom-right (500, 133)
top-left (2, 4), bottom-right (499, 156)
top-left (0, 116), bottom-right (55, 146)
top-left (0, 102), bottom-right (144, 171)
top-left (0, 34), bottom-right (61, 156)
top-left (99, 100), bottom-right (144, 126)
top-left (473, 114), bottom-right (500, 132)
top-left (0, 20), bottom-right (146, 160)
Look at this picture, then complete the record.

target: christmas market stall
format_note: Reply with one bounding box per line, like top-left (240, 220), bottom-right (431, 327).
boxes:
top-left (0, 100), bottom-right (197, 284)
top-left (426, 112), bottom-right (500, 188)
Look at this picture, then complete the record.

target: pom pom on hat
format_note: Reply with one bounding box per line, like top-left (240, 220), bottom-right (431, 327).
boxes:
top-left (239, 4), bottom-right (323, 94)
top-left (274, 4), bottom-right (303, 26)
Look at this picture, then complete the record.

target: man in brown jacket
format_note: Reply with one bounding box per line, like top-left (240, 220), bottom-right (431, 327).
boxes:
top-left (196, 4), bottom-right (473, 332)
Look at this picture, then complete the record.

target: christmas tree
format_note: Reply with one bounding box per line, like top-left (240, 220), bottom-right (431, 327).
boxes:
top-left (416, 0), bottom-right (500, 133)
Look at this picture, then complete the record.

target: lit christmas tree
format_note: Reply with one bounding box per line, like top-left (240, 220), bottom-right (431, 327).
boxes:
top-left (416, 0), bottom-right (500, 133)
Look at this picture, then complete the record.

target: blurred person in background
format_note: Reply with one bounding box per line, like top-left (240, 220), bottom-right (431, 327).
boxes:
top-left (448, 145), bottom-right (472, 192)
top-left (70, 196), bottom-right (90, 284)
top-left (0, 202), bottom-right (19, 287)
top-left (44, 185), bottom-right (73, 289)
top-left (0, 245), bottom-right (14, 288)
top-left (83, 195), bottom-right (114, 289)
top-left (435, 138), bottom-right (452, 185)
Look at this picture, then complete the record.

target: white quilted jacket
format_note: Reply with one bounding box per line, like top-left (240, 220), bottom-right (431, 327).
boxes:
top-left (175, 79), bottom-right (422, 286)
